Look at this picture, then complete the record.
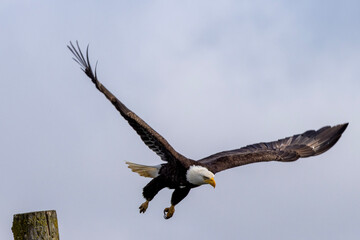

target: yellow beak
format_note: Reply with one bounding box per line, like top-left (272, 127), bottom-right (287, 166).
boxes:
top-left (204, 177), bottom-right (216, 188)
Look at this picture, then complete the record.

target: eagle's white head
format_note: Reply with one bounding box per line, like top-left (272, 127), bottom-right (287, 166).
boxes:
top-left (186, 165), bottom-right (216, 188)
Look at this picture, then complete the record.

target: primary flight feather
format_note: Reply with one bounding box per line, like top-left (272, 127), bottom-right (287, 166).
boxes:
top-left (68, 41), bottom-right (348, 219)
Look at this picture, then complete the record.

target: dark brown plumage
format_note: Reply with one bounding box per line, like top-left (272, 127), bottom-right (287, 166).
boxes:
top-left (199, 124), bottom-right (348, 173)
top-left (68, 41), bottom-right (348, 219)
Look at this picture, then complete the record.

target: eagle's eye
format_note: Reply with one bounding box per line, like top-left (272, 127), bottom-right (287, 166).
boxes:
top-left (203, 176), bottom-right (209, 180)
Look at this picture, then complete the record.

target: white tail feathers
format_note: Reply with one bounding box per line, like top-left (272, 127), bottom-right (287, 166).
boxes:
top-left (125, 162), bottom-right (161, 178)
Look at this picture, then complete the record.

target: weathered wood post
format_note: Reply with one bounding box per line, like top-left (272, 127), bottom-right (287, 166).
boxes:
top-left (12, 210), bottom-right (59, 240)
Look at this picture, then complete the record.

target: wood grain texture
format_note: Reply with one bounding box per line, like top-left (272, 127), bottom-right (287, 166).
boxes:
top-left (12, 210), bottom-right (59, 240)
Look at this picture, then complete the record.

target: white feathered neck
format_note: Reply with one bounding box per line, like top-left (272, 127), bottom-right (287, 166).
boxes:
top-left (186, 165), bottom-right (214, 185)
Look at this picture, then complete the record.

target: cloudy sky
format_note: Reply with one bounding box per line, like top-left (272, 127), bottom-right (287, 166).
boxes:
top-left (1, 0), bottom-right (359, 239)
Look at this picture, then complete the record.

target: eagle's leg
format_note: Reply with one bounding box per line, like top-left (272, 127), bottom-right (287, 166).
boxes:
top-left (140, 176), bottom-right (166, 214)
top-left (164, 187), bottom-right (191, 219)
top-left (163, 205), bottom-right (175, 219)
top-left (139, 200), bottom-right (149, 213)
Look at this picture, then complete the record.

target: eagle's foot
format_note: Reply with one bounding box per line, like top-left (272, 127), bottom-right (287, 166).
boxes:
top-left (163, 205), bottom-right (175, 219)
top-left (139, 200), bottom-right (149, 213)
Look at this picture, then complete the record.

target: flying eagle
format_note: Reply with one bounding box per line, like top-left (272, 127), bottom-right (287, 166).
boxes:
top-left (68, 42), bottom-right (348, 219)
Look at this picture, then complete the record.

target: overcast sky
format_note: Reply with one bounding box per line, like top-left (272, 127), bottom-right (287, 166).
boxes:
top-left (1, 0), bottom-right (359, 239)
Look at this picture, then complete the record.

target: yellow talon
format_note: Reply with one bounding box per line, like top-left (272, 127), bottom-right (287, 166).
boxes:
top-left (139, 200), bottom-right (149, 213)
top-left (163, 205), bottom-right (175, 219)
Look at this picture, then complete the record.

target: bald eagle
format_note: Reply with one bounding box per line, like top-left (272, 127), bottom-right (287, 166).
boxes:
top-left (68, 42), bottom-right (348, 219)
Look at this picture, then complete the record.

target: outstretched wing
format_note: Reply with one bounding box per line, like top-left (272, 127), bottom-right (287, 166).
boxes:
top-left (198, 123), bottom-right (348, 174)
top-left (68, 41), bottom-right (189, 165)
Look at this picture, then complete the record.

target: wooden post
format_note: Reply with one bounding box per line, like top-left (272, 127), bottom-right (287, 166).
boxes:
top-left (12, 210), bottom-right (59, 240)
